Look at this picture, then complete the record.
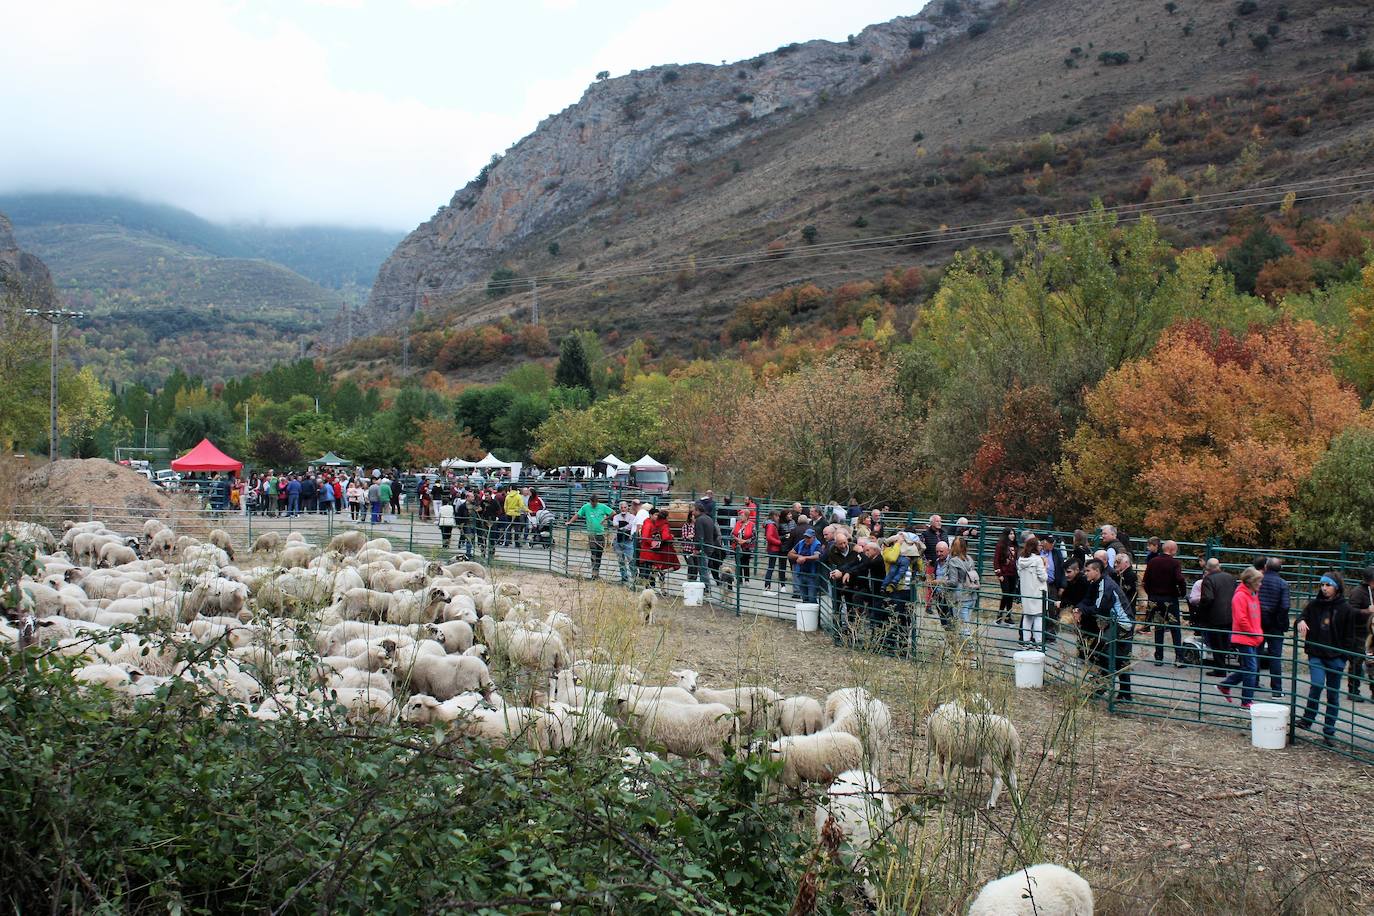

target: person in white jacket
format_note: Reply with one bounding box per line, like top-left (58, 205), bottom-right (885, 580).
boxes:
top-left (1017, 535), bottom-right (1049, 647)
top-left (437, 499), bottom-right (457, 550)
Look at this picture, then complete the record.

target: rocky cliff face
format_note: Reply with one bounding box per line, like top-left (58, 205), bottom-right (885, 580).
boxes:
top-left (0, 211), bottom-right (59, 309)
top-left (367, 1), bottom-right (998, 327)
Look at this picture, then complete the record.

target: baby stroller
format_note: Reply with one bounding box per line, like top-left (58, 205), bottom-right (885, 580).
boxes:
top-left (527, 508), bottom-right (557, 549)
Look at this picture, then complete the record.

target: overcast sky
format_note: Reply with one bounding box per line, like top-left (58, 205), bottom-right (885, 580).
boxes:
top-left (2, 0), bottom-right (925, 230)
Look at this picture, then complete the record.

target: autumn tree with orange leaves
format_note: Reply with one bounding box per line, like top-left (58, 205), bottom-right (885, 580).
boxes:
top-left (407, 418), bottom-right (483, 468)
top-left (961, 382), bottom-right (1066, 518)
top-left (1058, 319), bottom-right (1360, 542)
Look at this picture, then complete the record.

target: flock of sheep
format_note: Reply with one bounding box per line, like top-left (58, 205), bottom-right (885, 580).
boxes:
top-left (1, 516), bottom-right (1093, 914)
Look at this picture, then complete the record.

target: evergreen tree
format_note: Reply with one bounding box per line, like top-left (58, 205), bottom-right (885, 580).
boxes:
top-left (554, 333), bottom-right (594, 395)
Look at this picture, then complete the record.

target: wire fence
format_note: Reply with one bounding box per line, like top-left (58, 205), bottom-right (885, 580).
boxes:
top-left (10, 496), bottom-right (1373, 765)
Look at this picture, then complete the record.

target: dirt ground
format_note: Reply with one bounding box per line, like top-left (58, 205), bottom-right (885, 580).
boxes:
top-left (498, 568), bottom-right (1374, 914)
top-left (11, 458), bottom-right (196, 527)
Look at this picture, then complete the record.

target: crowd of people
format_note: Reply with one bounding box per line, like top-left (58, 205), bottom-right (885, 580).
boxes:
top-left (560, 500), bottom-right (1374, 738)
top-left (197, 466), bottom-right (1374, 741)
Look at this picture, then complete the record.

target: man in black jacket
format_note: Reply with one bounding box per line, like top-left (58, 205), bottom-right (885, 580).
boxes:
top-left (837, 540), bottom-right (886, 629)
top-left (1198, 558), bottom-right (1237, 675)
top-left (1347, 567), bottom-right (1374, 703)
top-left (1143, 540), bottom-right (1188, 666)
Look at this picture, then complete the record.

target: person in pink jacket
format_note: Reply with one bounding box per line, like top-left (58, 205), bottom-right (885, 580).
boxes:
top-left (1219, 566), bottom-right (1265, 707)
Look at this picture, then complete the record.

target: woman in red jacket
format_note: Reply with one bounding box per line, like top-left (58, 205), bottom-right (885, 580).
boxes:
top-left (762, 509), bottom-right (787, 595)
top-left (1219, 566), bottom-right (1265, 707)
top-left (639, 508), bottom-right (680, 593)
top-left (731, 508), bottom-right (756, 583)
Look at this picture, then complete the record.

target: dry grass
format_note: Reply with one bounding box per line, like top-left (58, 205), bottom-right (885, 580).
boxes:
top-left (494, 568), bottom-right (1374, 914)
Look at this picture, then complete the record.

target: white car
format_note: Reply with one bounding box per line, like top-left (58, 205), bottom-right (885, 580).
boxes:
top-left (155, 469), bottom-right (181, 491)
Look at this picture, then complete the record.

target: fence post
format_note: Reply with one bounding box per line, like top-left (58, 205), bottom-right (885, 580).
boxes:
top-left (563, 517), bottom-right (571, 577)
top-left (408, 512), bottom-right (415, 553)
top-left (975, 515), bottom-right (987, 577)
top-left (1107, 630), bottom-right (1117, 714)
top-left (88, 502), bottom-right (94, 523)
top-left (733, 542), bottom-right (741, 618)
top-left (1340, 542), bottom-right (1349, 567)
top-left (1287, 622), bottom-right (1301, 743)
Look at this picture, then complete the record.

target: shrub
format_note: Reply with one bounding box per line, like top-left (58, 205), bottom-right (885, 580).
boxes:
top-left (596, 70), bottom-right (609, 80)
top-left (0, 654), bottom-right (836, 914)
top-left (661, 69), bottom-right (679, 83)
top-left (1098, 50), bottom-right (1131, 65)
top-left (1250, 32), bottom-right (1271, 51)
top-left (1165, 1), bottom-right (1178, 12)
top-left (942, 0), bottom-right (960, 15)
top-left (487, 266), bottom-right (518, 299)
top-left (909, 30), bottom-right (927, 49)
top-left (858, 52), bottom-right (873, 64)
top-left (912, 130), bottom-right (925, 142)
top-left (1356, 50), bottom-right (1374, 72)
top-left (853, 215), bottom-right (869, 228)
top-left (547, 241), bottom-right (560, 257)
top-left (736, 92), bottom-right (754, 103)
top-left (967, 19), bottom-right (991, 37)
top-left (1236, 0), bottom-right (1258, 14)
top-left (801, 224), bottom-right (818, 244)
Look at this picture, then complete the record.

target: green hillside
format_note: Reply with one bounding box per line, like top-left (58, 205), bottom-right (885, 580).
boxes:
top-left (0, 193), bottom-right (402, 384)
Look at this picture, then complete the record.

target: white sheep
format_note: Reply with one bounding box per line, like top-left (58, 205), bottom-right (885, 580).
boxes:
top-left (426, 620), bottom-right (474, 653)
top-left (148, 529), bottom-right (177, 558)
top-left (615, 683), bottom-right (699, 706)
top-left (441, 559), bottom-right (487, 578)
top-left (614, 694), bottom-right (738, 764)
top-left (814, 768), bottom-right (894, 901)
top-left (277, 544), bottom-right (316, 570)
top-left (74, 663), bottom-right (134, 690)
top-left (462, 644), bottom-right (487, 659)
top-left (967, 864), bottom-right (1094, 916)
top-left (670, 669), bottom-right (780, 734)
top-left (207, 529), bottom-right (236, 560)
top-left (769, 731), bottom-right (864, 787)
top-left (503, 627), bottom-right (571, 675)
top-left (98, 541), bottom-right (140, 568)
top-left (387, 642), bottom-right (495, 701)
top-left (638, 588), bottom-right (657, 624)
top-left (311, 685), bottom-right (395, 723)
top-left (329, 667), bottom-right (393, 693)
top-left (327, 530), bottom-right (367, 554)
top-left (824, 687), bottom-right (893, 763)
top-left (570, 659), bottom-right (643, 688)
top-left (925, 701), bottom-right (1020, 809)
top-left (251, 532), bottom-right (281, 554)
top-left (780, 696), bottom-right (824, 736)
top-left (543, 702), bottom-right (620, 750)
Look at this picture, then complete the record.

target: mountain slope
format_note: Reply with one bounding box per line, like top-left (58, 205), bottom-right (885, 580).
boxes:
top-left (364, 0), bottom-right (1374, 359)
top-left (365, 0), bottom-right (1000, 327)
top-left (0, 193), bottom-right (402, 383)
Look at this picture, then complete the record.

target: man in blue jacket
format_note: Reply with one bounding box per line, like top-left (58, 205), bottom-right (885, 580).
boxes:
top-left (1077, 558), bottom-right (1135, 702)
top-left (1257, 557), bottom-right (1292, 698)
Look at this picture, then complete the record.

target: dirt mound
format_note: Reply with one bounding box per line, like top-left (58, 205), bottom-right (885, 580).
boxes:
top-left (16, 459), bottom-right (195, 530)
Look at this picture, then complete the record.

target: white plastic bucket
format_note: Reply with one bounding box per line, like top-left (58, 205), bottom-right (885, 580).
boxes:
top-left (1013, 650), bottom-right (1045, 689)
top-left (682, 581), bottom-right (705, 606)
top-left (795, 603), bottom-right (819, 632)
top-left (1250, 702), bottom-right (1289, 750)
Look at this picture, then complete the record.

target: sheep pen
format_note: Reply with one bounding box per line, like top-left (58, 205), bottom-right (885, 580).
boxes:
top-left (1, 519), bottom-right (1372, 914)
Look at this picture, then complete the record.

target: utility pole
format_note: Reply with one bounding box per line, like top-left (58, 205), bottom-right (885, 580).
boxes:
top-left (24, 307), bottom-right (85, 463)
top-left (531, 279), bottom-right (540, 325)
top-left (402, 334), bottom-right (410, 373)
top-left (144, 410), bottom-right (150, 450)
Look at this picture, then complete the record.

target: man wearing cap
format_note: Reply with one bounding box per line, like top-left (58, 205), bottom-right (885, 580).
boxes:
top-left (790, 527), bottom-right (825, 603)
top-left (611, 501), bottom-right (637, 585)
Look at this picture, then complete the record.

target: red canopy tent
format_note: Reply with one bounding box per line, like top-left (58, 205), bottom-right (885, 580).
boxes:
top-left (170, 438), bottom-right (243, 473)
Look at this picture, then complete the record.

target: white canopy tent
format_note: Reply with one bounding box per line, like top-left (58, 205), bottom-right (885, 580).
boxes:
top-left (440, 457), bottom-right (477, 469)
top-left (474, 452), bottom-right (514, 469)
top-left (631, 454), bottom-right (666, 468)
top-left (600, 453), bottom-right (628, 469)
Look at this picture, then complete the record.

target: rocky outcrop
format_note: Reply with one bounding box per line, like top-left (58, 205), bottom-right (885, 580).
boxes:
top-left (366, 1), bottom-right (999, 328)
top-left (0, 211), bottom-right (59, 309)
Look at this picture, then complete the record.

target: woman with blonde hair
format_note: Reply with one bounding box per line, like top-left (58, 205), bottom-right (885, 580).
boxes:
top-left (1017, 535), bottom-right (1048, 647)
